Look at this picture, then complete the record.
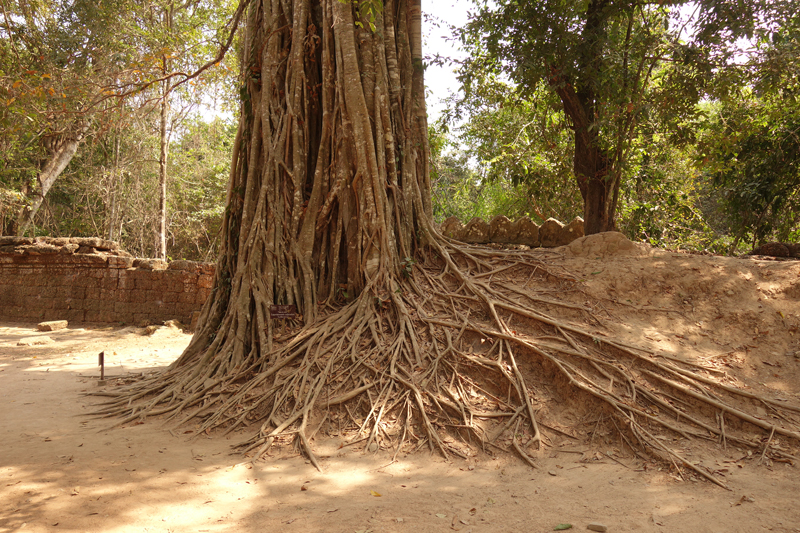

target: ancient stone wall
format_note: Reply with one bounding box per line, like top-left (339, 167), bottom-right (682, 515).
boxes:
top-left (439, 215), bottom-right (585, 247)
top-left (0, 237), bottom-right (213, 325)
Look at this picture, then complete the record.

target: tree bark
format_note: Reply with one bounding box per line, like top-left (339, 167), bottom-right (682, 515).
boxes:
top-left (157, 75), bottom-right (170, 260)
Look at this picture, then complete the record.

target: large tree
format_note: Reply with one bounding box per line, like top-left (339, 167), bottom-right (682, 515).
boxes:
top-left (95, 0), bottom-right (800, 480)
top-left (462, 0), bottom-right (791, 234)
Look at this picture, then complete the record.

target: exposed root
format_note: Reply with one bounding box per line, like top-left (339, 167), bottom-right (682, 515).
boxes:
top-left (88, 241), bottom-right (800, 489)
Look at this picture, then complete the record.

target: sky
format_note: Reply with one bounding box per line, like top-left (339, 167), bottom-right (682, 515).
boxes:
top-left (422, 0), bottom-right (472, 122)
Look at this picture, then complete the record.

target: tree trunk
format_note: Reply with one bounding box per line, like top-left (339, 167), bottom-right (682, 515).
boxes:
top-left (157, 76), bottom-right (170, 260)
top-left (17, 126), bottom-right (88, 236)
top-left (157, 4), bottom-right (174, 261)
top-left (107, 131), bottom-right (121, 242)
top-left (550, 0), bottom-right (618, 235)
top-left (551, 77), bottom-right (619, 235)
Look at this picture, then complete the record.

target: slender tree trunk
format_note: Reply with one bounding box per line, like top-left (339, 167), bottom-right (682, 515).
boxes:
top-left (108, 131), bottom-right (121, 242)
top-left (17, 126), bottom-right (87, 236)
top-left (157, 4), bottom-right (174, 261)
top-left (158, 76), bottom-right (169, 260)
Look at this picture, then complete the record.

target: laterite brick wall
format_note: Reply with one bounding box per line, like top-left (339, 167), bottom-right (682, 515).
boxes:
top-left (0, 237), bottom-right (214, 325)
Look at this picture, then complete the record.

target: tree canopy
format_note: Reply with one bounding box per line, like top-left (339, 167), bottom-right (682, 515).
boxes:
top-left (459, 0), bottom-right (796, 235)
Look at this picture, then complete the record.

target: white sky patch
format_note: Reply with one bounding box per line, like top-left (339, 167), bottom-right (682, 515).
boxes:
top-left (423, 1), bottom-right (471, 122)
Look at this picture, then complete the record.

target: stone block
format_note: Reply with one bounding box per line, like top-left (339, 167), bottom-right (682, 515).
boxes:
top-left (69, 286), bottom-right (86, 299)
top-left (144, 290), bottom-right (165, 306)
top-left (98, 288), bottom-right (116, 302)
top-left (44, 309), bottom-right (65, 321)
top-left (107, 256), bottom-right (134, 269)
top-left (85, 299), bottom-right (106, 312)
top-left (59, 243), bottom-right (80, 254)
top-left (18, 336), bottom-right (55, 346)
top-left (197, 275), bottom-right (214, 289)
top-left (84, 310), bottom-right (104, 323)
top-left (85, 287), bottom-right (101, 300)
top-left (68, 299), bottom-right (87, 311)
top-left (512, 217), bottom-right (540, 247)
top-left (539, 218), bottom-right (565, 248)
top-left (74, 273), bottom-right (95, 287)
top-left (0, 236), bottom-right (34, 246)
top-left (461, 217), bottom-right (490, 244)
top-left (133, 258), bottom-right (168, 270)
top-left (440, 216), bottom-right (463, 239)
top-left (488, 215), bottom-right (519, 244)
top-left (134, 278), bottom-right (153, 290)
top-left (178, 292), bottom-right (196, 304)
top-left (561, 216), bottom-right (585, 245)
top-left (38, 297), bottom-right (56, 310)
top-left (168, 260), bottom-right (200, 271)
top-left (125, 291), bottom-right (141, 304)
top-left (37, 320), bottom-right (68, 332)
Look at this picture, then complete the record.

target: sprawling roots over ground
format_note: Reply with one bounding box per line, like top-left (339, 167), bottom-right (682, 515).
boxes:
top-left (91, 238), bottom-right (800, 489)
top-left (88, 0), bottom-right (799, 488)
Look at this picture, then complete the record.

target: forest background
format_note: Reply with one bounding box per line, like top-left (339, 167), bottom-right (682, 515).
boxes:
top-left (1, 0), bottom-right (799, 260)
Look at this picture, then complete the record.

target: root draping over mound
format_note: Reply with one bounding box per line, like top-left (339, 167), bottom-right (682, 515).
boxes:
top-left (93, 236), bottom-right (800, 488)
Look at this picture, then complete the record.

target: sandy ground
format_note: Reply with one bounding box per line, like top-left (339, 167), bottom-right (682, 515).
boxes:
top-left (3, 238), bottom-right (800, 533)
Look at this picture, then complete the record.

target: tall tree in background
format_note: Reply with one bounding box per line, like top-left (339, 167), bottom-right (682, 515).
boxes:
top-left (463, 0), bottom-right (789, 234)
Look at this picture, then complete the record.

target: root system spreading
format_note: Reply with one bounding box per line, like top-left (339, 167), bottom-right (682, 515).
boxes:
top-left (91, 238), bottom-right (800, 489)
top-left (88, 0), bottom-right (800, 490)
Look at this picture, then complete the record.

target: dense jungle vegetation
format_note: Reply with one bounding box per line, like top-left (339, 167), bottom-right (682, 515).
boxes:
top-left (2, 0), bottom-right (798, 259)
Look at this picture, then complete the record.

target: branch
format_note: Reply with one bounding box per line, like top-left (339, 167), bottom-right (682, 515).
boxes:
top-left (83, 0), bottom-right (252, 115)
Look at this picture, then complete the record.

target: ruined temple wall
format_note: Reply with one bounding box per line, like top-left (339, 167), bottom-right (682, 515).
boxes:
top-left (439, 215), bottom-right (585, 247)
top-left (0, 237), bottom-right (213, 325)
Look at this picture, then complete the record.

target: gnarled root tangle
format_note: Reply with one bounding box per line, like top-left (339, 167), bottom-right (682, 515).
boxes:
top-left (89, 240), bottom-right (800, 489)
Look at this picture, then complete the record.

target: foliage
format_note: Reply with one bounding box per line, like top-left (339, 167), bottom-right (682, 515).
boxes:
top-left (458, 0), bottom-right (793, 234)
top-left (167, 117), bottom-right (235, 260)
top-left (32, 110), bottom-right (234, 260)
top-left (442, 72), bottom-right (581, 224)
top-left (697, 95), bottom-right (800, 250)
top-left (0, 0), bottom-right (239, 257)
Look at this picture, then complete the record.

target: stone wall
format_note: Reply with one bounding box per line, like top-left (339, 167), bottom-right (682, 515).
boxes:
top-left (439, 215), bottom-right (585, 247)
top-left (0, 237), bottom-right (213, 325)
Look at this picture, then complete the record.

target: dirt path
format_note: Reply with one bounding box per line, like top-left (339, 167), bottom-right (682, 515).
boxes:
top-left (3, 241), bottom-right (800, 532)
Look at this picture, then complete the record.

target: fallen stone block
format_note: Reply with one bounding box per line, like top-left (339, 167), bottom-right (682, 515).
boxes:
top-left (37, 320), bottom-right (68, 332)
